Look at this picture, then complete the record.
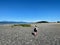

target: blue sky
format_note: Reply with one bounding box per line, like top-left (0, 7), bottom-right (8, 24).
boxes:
top-left (0, 0), bottom-right (60, 22)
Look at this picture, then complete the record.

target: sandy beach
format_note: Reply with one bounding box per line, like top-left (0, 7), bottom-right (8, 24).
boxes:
top-left (0, 23), bottom-right (60, 45)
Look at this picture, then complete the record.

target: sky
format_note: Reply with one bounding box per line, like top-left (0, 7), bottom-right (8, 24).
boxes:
top-left (0, 0), bottom-right (60, 22)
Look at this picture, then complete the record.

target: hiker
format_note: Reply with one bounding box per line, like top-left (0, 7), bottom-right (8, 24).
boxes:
top-left (33, 25), bottom-right (38, 36)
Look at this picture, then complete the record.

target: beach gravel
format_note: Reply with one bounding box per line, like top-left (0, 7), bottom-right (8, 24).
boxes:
top-left (0, 23), bottom-right (60, 45)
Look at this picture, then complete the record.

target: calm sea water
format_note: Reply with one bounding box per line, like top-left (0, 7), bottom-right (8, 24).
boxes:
top-left (0, 22), bottom-right (32, 25)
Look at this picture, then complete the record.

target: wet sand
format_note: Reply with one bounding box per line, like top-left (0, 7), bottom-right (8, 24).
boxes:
top-left (0, 23), bottom-right (60, 45)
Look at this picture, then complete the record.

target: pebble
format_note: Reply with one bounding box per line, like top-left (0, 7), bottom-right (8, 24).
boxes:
top-left (26, 42), bottom-right (30, 44)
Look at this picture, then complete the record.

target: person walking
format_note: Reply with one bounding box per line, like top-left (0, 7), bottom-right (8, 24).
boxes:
top-left (33, 25), bottom-right (38, 36)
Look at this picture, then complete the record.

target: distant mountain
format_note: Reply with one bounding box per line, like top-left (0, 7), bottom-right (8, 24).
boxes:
top-left (57, 21), bottom-right (60, 23)
top-left (36, 21), bottom-right (49, 23)
top-left (0, 21), bottom-right (27, 24)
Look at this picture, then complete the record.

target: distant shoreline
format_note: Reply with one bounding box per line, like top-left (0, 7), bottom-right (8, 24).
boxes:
top-left (0, 23), bottom-right (32, 25)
